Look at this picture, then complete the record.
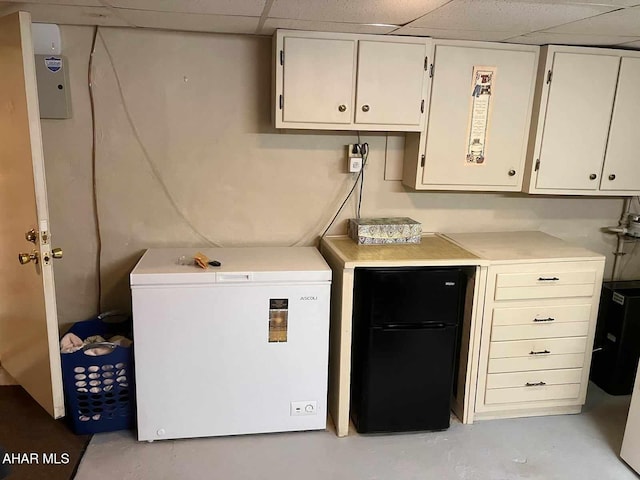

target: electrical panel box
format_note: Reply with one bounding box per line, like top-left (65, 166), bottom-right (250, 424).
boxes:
top-left (35, 54), bottom-right (71, 119)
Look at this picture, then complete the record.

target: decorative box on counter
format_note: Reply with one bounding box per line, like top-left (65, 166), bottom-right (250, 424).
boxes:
top-left (348, 217), bottom-right (422, 245)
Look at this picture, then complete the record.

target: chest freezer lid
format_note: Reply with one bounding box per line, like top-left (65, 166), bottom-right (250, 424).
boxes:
top-left (130, 247), bottom-right (332, 286)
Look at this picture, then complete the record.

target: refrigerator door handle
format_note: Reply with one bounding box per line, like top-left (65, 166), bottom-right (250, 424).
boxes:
top-left (378, 323), bottom-right (449, 331)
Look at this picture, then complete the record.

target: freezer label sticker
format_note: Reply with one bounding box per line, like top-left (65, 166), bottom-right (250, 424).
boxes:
top-left (45, 56), bottom-right (62, 73)
top-left (613, 292), bottom-right (625, 305)
top-left (269, 298), bottom-right (288, 343)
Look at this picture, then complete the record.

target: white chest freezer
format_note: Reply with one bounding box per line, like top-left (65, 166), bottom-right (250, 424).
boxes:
top-left (130, 247), bottom-right (332, 442)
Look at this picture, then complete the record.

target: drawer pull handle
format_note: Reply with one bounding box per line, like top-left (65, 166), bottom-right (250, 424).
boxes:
top-left (525, 382), bottom-right (547, 387)
top-left (538, 276), bottom-right (559, 281)
top-left (530, 349), bottom-right (551, 355)
top-left (533, 317), bottom-right (555, 322)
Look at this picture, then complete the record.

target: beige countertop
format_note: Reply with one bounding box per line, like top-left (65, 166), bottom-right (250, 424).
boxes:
top-left (320, 234), bottom-right (483, 269)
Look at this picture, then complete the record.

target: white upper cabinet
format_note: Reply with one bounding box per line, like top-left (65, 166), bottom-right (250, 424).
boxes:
top-left (274, 30), bottom-right (432, 132)
top-left (402, 41), bottom-right (539, 191)
top-left (523, 46), bottom-right (640, 196)
top-left (281, 36), bottom-right (356, 125)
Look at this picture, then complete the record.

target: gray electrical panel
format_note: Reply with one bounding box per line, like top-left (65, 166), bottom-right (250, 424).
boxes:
top-left (34, 54), bottom-right (72, 119)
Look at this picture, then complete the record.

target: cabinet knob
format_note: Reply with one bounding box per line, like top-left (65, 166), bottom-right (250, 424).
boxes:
top-left (361, 104), bottom-right (370, 112)
top-left (609, 174), bottom-right (616, 181)
top-left (338, 104), bottom-right (347, 113)
top-left (508, 169), bottom-right (516, 177)
top-left (589, 174), bottom-right (597, 180)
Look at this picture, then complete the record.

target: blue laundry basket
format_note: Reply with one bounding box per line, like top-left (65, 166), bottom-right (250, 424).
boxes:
top-left (60, 312), bottom-right (135, 435)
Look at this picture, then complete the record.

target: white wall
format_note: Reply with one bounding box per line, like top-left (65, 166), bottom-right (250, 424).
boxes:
top-left (41, 26), bottom-right (638, 326)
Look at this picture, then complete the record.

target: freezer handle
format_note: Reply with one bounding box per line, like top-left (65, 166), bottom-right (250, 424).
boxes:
top-left (216, 272), bottom-right (253, 282)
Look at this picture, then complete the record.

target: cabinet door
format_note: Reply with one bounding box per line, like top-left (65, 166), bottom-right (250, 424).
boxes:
top-left (355, 40), bottom-right (426, 129)
top-left (282, 36), bottom-right (355, 124)
top-left (421, 45), bottom-right (537, 189)
top-left (600, 57), bottom-right (640, 192)
top-left (535, 52), bottom-right (619, 191)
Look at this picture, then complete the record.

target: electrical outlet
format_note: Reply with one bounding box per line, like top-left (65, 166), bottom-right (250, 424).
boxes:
top-left (291, 400), bottom-right (317, 416)
top-left (347, 144), bottom-right (362, 173)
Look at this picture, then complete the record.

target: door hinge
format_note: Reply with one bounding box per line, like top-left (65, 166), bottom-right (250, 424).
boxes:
top-left (546, 70), bottom-right (552, 84)
top-left (280, 50), bottom-right (284, 66)
top-left (420, 99), bottom-right (425, 113)
top-left (279, 94), bottom-right (283, 110)
top-left (420, 154), bottom-right (426, 167)
top-left (535, 158), bottom-right (540, 171)
top-left (424, 56), bottom-right (428, 71)
top-left (429, 63), bottom-right (434, 78)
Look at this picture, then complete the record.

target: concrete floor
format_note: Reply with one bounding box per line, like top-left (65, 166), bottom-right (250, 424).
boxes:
top-left (76, 383), bottom-right (638, 480)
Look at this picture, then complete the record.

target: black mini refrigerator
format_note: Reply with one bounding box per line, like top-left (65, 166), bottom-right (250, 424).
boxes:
top-left (350, 267), bottom-right (466, 433)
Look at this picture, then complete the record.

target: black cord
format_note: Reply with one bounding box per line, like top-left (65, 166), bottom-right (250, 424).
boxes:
top-left (357, 143), bottom-right (369, 219)
top-left (89, 26), bottom-right (102, 313)
top-left (321, 141), bottom-right (369, 238)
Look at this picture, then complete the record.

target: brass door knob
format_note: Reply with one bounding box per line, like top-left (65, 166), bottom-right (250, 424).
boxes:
top-left (18, 251), bottom-right (38, 265)
top-left (52, 248), bottom-right (63, 259)
top-left (25, 228), bottom-right (38, 244)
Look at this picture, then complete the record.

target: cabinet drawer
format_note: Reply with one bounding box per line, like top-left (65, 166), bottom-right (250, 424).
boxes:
top-left (488, 353), bottom-right (585, 373)
top-left (485, 383), bottom-right (581, 405)
top-left (496, 270), bottom-right (596, 288)
top-left (489, 337), bottom-right (587, 359)
top-left (493, 304), bottom-right (592, 326)
top-left (491, 321), bottom-right (590, 341)
top-left (494, 270), bottom-right (596, 300)
top-left (486, 368), bottom-right (583, 389)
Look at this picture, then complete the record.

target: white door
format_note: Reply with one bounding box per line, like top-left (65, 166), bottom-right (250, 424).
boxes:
top-left (535, 52), bottom-right (619, 191)
top-left (282, 36), bottom-right (356, 125)
top-left (599, 57), bottom-right (640, 192)
top-left (621, 363), bottom-right (640, 474)
top-left (355, 40), bottom-right (426, 129)
top-left (0, 11), bottom-right (64, 418)
top-left (421, 45), bottom-right (537, 189)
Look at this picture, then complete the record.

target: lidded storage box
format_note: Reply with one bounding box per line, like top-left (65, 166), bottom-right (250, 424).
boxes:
top-left (348, 217), bottom-right (422, 245)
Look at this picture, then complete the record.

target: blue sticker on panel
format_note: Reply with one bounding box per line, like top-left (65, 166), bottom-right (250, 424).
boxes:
top-left (44, 56), bottom-right (62, 73)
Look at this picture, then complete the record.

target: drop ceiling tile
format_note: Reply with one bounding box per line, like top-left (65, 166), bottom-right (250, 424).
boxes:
top-left (114, 9), bottom-right (259, 34)
top-left (102, 0), bottom-right (266, 17)
top-left (0, 3), bottom-right (129, 25)
top-left (544, 5), bottom-right (640, 35)
top-left (268, 0), bottom-right (450, 26)
top-left (616, 39), bottom-right (640, 48)
top-left (262, 18), bottom-right (397, 35)
top-left (0, 0), bottom-right (103, 5)
top-left (407, 0), bottom-right (617, 33)
top-left (391, 26), bottom-right (525, 41)
top-left (505, 31), bottom-right (638, 45)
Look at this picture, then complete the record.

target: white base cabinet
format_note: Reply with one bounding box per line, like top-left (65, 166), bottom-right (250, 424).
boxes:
top-left (443, 232), bottom-right (605, 421)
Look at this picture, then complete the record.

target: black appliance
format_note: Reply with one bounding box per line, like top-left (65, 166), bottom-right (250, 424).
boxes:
top-left (350, 266), bottom-right (467, 433)
top-left (591, 281), bottom-right (640, 395)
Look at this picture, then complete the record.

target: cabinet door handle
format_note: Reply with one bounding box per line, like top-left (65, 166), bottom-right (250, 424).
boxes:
top-left (533, 317), bottom-right (555, 322)
top-left (609, 174), bottom-right (616, 181)
top-left (525, 382), bottom-right (547, 387)
top-left (537, 276), bottom-right (559, 281)
top-left (589, 173), bottom-right (597, 180)
top-left (530, 349), bottom-right (551, 355)
top-left (361, 104), bottom-right (370, 112)
top-left (338, 104), bottom-right (347, 113)
top-left (508, 169), bottom-right (516, 176)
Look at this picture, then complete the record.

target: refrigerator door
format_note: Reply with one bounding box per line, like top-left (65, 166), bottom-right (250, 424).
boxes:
top-left (356, 267), bottom-right (465, 327)
top-left (354, 324), bottom-right (458, 433)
